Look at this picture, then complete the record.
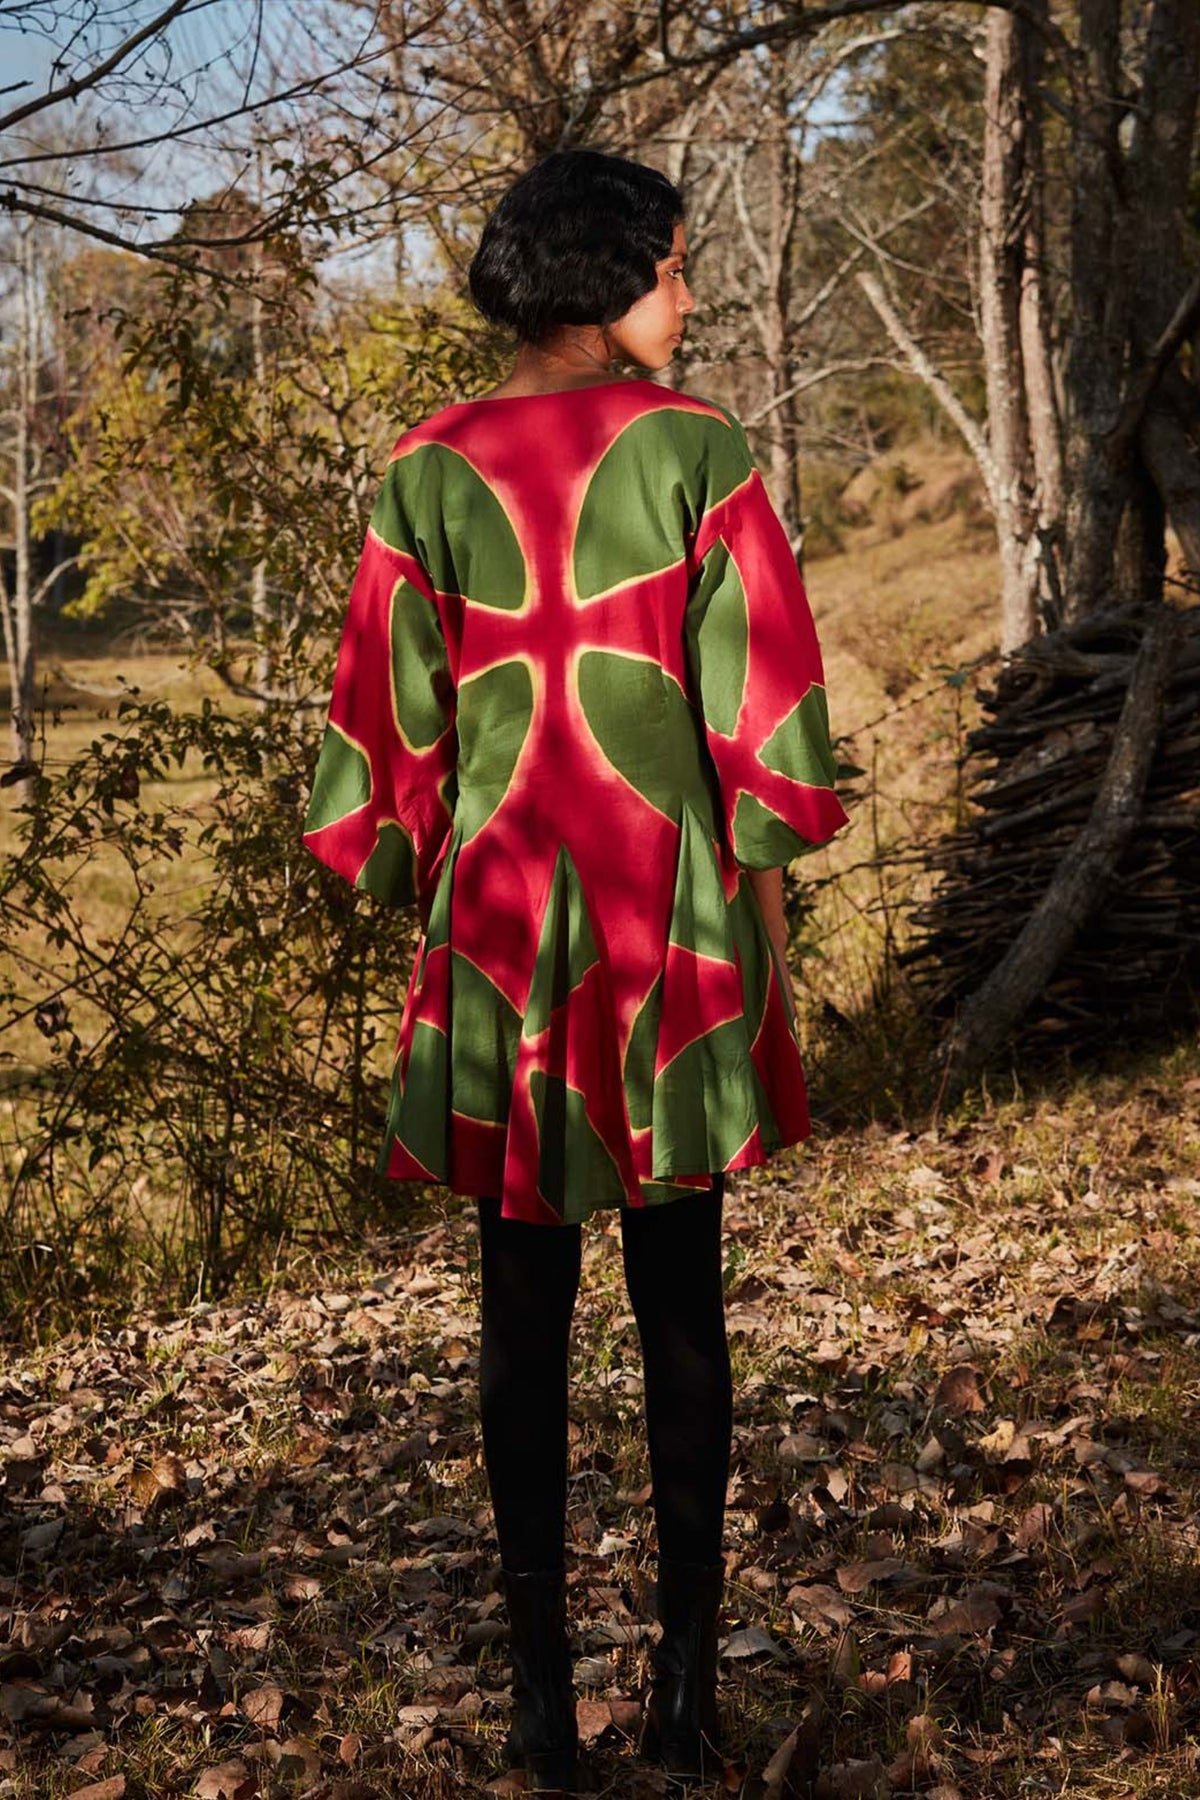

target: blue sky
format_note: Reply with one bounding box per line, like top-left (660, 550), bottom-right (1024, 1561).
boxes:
top-left (2, 18), bottom-right (53, 92)
top-left (0, 2), bottom-right (397, 265)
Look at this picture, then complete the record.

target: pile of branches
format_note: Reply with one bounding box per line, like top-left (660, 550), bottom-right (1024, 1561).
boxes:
top-left (903, 603), bottom-right (1200, 1047)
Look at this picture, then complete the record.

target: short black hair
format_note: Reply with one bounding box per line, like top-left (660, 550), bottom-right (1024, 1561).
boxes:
top-left (467, 149), bottom-right (685, 346)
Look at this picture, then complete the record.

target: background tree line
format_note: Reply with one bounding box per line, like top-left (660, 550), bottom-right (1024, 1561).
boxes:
top-left (1, 0), bottom-right (1196, 1327)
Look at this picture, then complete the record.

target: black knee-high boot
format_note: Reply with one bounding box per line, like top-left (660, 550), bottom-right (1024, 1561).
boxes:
top-left (639, 1555), bottom-right (725, 1779)
top-left (475, 1199), bottom-right (583, 1791)
top-left (499, 1565), bottom-right (579, 1793)
top-left (619, 1180), bottom-right (731, 1780)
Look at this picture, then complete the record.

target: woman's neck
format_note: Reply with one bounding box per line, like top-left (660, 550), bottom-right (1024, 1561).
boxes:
top-left (491, 329), bottom-right (626, 398)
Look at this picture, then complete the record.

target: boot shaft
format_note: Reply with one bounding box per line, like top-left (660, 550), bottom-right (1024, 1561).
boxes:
top-left (499, 1565), bottom-right (579, 1792)
top-left (643, 1555), bottom-right (725, 1776)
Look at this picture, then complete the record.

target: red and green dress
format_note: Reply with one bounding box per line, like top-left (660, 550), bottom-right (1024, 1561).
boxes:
top-left (303, 378), bottom-right (849, 1224)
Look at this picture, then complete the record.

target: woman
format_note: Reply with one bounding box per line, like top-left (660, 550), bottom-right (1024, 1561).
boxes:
top-left (303, 149), bottom-right (848, 1793)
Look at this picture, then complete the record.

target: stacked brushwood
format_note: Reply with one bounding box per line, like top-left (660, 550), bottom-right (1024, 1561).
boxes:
top-left (903, 603), bottom-right (1200, 1045)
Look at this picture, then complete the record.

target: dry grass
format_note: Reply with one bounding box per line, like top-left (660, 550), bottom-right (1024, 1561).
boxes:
top-left (1, 1050), bottom-right (1200, 1796)
top-left (6, 452), bottom-right (1199, 1796)
top-left (794, 447), bottom-right (999, 1081)
top-left (1, 640), bottom-right (243, 1072)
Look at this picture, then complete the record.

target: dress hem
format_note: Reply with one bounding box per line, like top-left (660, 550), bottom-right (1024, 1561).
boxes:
top-left (375, 1121), bottom-right (810, 1222)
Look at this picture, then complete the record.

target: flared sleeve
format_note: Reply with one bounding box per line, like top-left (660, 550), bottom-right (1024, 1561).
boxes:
top-left (684, 407), bottom-right (849, 868)
top-left (302, 449), bottom-right (458, 908)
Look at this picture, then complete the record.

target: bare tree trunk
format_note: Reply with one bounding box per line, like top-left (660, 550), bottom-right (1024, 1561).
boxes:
top-left (1062, 0), bottom-right (1128, 618)
top-left (979, 6), bottom-right (1038, 651)
top-left (762, 73), bottom-right (803, 549)
top-left (1014, 0), bottom-right (1065, 621)
top-left (925, 0), bottom-right (1198, 1084)
top-left (249, 234), bottom-right (271, 700)
top-left (1142, 393), bottom-right (1200, 577)
top-left (4, 222), bottom-right (38, 769)
top-left (1127, 0), bottom-right (1200, 583)
top-left (1115, 455), bottom-right (1167, 611)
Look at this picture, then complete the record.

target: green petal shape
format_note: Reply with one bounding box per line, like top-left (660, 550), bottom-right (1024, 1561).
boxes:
top-left (377, 827), bottom-right (463, 1174)
top-left (731, 792), bottom-right (810, 868)
top-left (651, 1018), bottom-right (757, 1175)
top-left (391, 578), bottom-right (453, 749)
top-left (650, 807), bottom-right (760, 1173)
top-left (374, 444), bottom-right (526, 609)
top-left (624, 974), bottom-right (662, 1133)
top-left (524, 844), bottom-right (599, 1037)
top-left (304, 723), bottom-right (370, 833)
top-left (381, 1019), bottom-right (449, 1179)
top-left (684, 539), bottom-right (747, 737)
top-left (456, 658), bottom-right (534, 841)
top-left (727, 876), bottom-right (786, 1137)
top-left (668, 804), bottom-right (733, 960)
top-left (728, 874), bottom-right (773, 1040)
top-left (530, 1071), bottom-right (627, 1221)
top-left (423, 825), bottom-right (460, 951)
top-left (574, 408), bottom-right (751, 600)
top-left (759, 684), bottom-right (837, 789)
top-left (450, 952), bottom-right (520, 1123)
top-left (359, 820), bottom-right (417, 904)
top-left (578, 650), bottom-right (716, 822)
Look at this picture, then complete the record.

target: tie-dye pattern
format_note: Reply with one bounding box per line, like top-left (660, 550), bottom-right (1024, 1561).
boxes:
top-left (304, 380), bottom-right (848, 1222)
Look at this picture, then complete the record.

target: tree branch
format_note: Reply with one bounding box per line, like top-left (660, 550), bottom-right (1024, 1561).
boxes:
top-left (0, 191), bottom-right (235, 281)
top-left (746, 357), bottom-right (895, 425)
top-left (1110, 268), bottom-right (1200, 461)
top-left (631, 0), bottom-right (1081, 107)
top-left (0, 0), bottom-right (199, 135)
top-left (856, 268), bottom-right (995, 501)
top-left (210, 662), bottom-right (330, 709)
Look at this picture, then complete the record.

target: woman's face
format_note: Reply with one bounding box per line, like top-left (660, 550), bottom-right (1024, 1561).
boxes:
top-left (605, 221), bottom-right (694, 371)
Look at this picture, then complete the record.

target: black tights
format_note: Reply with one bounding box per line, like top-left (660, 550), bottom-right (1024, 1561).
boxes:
top-left (475, 1177), bottom-right (732, 1574)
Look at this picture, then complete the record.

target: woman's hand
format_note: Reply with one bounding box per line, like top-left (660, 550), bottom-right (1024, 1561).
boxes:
top-left (746, 866), bottom-right (797, 1025)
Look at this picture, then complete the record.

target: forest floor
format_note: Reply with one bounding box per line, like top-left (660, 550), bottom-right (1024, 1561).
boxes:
top-left (6, 442), bottom-right (1200, 1797)
top-left (3, 1042), bottom-right (1200, 1799)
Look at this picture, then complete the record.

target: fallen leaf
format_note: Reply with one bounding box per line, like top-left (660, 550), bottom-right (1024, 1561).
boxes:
top-left (838, 1558), bottom-right (915, 1594)
top-left (779, 1432), bottom-right (828, 1465)
top-left (978, 1418), bottom-right (1016, 1457)
top-left (152, 1451), bottom-right (188, 1495)
top-left (1015, 1502), bottom-right (1054, 1547)
top-left (1061, 1587), bottom-right (1105, 1624)
top-left (830, 1630), bottom-right (860, 1690)
top-left (935, 1365), bottom-right (986, 1415)
top-left (927, 1592), bottom-right (1001, 1637)
top-left (762, 1695), bottom-right (824, 1800)
top-left (906, 1713), bottom-right (944, 1750)
top-left (1115, 1653), bottom-right (1157, 1686)
top-left (265, 1737), bottom-right (321, 1783)
top-left (575, 1698), bottom-right (636, 1746)
top-left (396, 1704), bottom-right (440, 1735)
top-left (194, 1761), bottom-right (255, 1800)
top-left (1124, 1469), bottom-right (1166, 1496)
top-left (1086, 1680), bottom-right (1136, 1707)
top-left (241, 1682), bottom-right (286, 1730)
top-left (721, 1626), bottom-right (785, 1660)
top-left (788, 1584), bottom-right (855, 1631)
